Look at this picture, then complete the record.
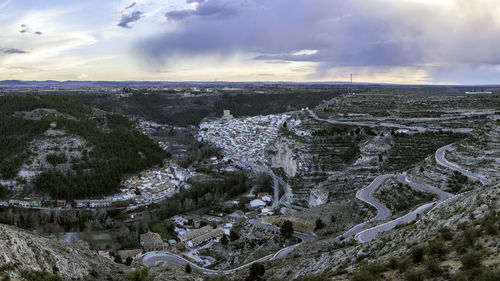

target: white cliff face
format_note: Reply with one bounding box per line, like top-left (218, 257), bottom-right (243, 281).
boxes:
top-left (273, 137), bottom-right (298, 178)
top-left (309, 186), bottom-right (329, 207)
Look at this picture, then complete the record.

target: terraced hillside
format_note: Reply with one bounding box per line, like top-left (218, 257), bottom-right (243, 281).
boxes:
top-left (273, 111), bottom-right (378, 207)
top-left (231, 122), bottom-right (500, 281)
top-left (383, 131), bottom-right (464, 172)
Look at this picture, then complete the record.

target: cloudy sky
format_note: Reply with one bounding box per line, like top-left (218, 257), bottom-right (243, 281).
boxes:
top-left (1, 0), bottom-right (500, 84)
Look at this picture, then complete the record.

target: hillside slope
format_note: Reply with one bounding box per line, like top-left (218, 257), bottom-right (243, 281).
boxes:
top-left (0, 95), bottom-right (168, 200)
top-left (0, 223), bottom-right (125, 280)
top-left (236, 122), bottom-right (500, 280)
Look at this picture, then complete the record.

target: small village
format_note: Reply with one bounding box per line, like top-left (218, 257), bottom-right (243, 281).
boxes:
top-left (198, 110), bottom-right (289, 166)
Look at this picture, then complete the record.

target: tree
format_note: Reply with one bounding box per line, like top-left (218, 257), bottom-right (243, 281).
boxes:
top-left (331, 215), bottom-right (336, 223)
top-left (245, 263), bottom-right (265, 281)
top-left (125, 256), bottom-right (133, 266)
top-left (185, 264), bottom-right (192, 274)
top-left (280, 220), bottom-right (294, 238)
top-left (221, 234), bottom-right (228, 245)
top-left (126, 268), bottom-right (153, 281)
top-left (114, 254), bottom-right (122, 264)
top-left (230, 229), bottom-right (239, 241)
top-left (315, 218), bottom-right (325, 231)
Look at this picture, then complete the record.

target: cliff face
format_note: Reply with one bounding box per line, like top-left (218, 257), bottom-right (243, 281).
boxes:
top-left (272, 136), bottom-right (299, 178)
top-left (0, 224), bottom-right (125, 280)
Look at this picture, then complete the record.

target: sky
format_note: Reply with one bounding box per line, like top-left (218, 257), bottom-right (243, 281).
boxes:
top-left (1, 0), bottom-right (500, 84)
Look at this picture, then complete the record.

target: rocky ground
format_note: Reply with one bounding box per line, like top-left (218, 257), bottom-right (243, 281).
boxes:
top-left (0, 224), bottom-right (125, 280)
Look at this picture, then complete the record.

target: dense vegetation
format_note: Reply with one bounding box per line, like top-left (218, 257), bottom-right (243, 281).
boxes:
top-left (77, 90), bottom-right (342, 127)
top-left (0, 95), bottom-right (169, 199)
top-left (155, 171), bottom-right (250, 220)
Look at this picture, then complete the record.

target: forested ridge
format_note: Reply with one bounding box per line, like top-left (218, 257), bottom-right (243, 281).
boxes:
top-left (0, 95), bottom-right (169, 199)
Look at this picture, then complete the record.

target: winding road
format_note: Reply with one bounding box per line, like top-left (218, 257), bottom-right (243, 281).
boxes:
top-left (352, 144), bottom-right (489, 243)
top-left (141, 218), bottom-right (315, 274)
top-left (142, 109), bottom-right (493, 273)
top-left (435, 145), bottom-right (492, 185)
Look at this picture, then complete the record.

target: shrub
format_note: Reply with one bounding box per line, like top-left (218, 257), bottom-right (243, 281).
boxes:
top-left (126, 268), bottom-right (153, 281)
top-left (221, 234), bottom-right (228, 245)
top-left (245, 263), bottom-right (265, 281)
top-left (426, 239), bottom-right (448, 258)
top-left (405, 269), bottom-right (428, 281)
top-left (315, 219), bottom-right (326, 231)
top-left (460, 250), bottom-right (483, 270)
top-left (397, 257), bottom-right (410, 273)
top-left (411, 246), bottom-right (425, 263)
top-left (114, 254), bottom-right (122, 264)
top-left (424, 256), bottom-right (442, 276)
top-left (230, 230), bottom-right (239, 241)
top-left (20, 271), bottom-right (63, 281)
top-left (280, 220), bottom-right (294, 238)
top-left (438, 227), bottom-right (454, 241)
top-left (185, 264), bottom-right (192, 274)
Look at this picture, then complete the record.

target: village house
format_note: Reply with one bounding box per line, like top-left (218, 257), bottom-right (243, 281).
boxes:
top-left (8, 199), bottom-right (19, 207)
top-left (140, 232), bottom-right (163, 252)
top-left (117, 249), bottom-right (142, 262)
top-left (57, 200), bottom-right (66, 208)
top-left (75, 200), bottom-right (111, 208)
top-left (188, 229), bottom-right (224, 248)
top-left (179, 226), bottom-right (213, 242)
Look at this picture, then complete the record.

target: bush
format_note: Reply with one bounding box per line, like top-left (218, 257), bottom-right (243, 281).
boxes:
top-left (397, 257), bottom-right (410, 273)
top-left (126, 268), bottom-right (153, 281)
top-left (221, 234), bottom-right (228, 245)
top-left (185, 264), bottom-right (192, 274)
top-left (460, 250), bottom-right (483, 270)
top-left (438, 227), bottom-right (454, 241)
top-left (315, 219), bottom-right (326, 231)
top-left (352, 262), bottom-right (386, 281)
top-left (125, 256), bottom-right (133, 266)
top-left (230, 229), bottom-right (239, 241)
top-left (20, 271), bottom-right (63, 281)
top-left (245, 263), bottom-right (265, 281)
top-left (424, 256), bottom-right (442, 276)
top-left (280, 220), bottom-right (294, 238)
top-left (405, 269), bottom-right (428, 281)
top-left (426, 239), bottom-right (448, 258)
top-left (411, 246), bottom-right (425, 263)
top-left (114, 254), bottom-right (122, 264)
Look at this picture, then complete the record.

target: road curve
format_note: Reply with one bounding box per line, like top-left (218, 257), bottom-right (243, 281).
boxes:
top-left (435, 145), bottom-right (492, 185)
top-left (356, 174), bottom-right (395, 222)
top-left (142, 218), bottom-right (315, 274)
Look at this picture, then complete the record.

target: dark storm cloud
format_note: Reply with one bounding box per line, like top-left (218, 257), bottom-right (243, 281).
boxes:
top-left (1, 48), bottom-right (28, 54)
top-left (117, 10), bottom-right (144, 28)
top-left (165, 9), bottom-right (192, 21)
top-left (136, 0), bottom-right (500, 76)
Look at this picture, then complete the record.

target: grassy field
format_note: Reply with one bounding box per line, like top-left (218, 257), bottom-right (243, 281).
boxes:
top-left (90, 232), bottom-right (113, 250)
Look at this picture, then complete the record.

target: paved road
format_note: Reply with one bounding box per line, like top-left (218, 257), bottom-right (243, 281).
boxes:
top-left (307, 108), bottom-right (472, 133)
top-left (352, 144), bottom-right (491, 243)
top-left (142, 218), bottom-right (315, 274)
top-left (396, 174), bottom-right (453, 201)
top-left (355, 174), bottom-right (394, 222)
top-left (435, 145), bottom-right (492, 185)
